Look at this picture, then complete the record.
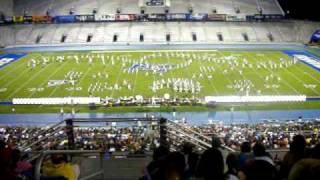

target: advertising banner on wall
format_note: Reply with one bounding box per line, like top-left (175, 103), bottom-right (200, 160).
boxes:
top-left (94, 14), bottom-right (116, 21)
top-left (53, 15), bottom-right (76, 23)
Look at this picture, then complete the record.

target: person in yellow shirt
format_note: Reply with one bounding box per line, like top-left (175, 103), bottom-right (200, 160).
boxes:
top-left (42, 154), bottom-right (79, 180)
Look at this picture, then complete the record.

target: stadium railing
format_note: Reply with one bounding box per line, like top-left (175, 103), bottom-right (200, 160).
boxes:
top-left (21, 119), bottom-right (66, 151)
top-left (167, 119), bottom-right (236, 152)
top-left (20, 117), bottom-right (236, 158)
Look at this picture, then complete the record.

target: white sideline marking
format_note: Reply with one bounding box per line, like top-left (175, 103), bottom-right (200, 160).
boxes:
top-left (91, 49), bottom-right (218, 53)
top-left (205, 95), bottom-right (306, 103)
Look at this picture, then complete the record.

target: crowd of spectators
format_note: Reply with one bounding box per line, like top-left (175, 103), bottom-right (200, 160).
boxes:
top-left (0, 140), bottom-right (33, 179)
top-left (0, 138), bottom-right (81, 180)
top-left (0, 119), bottom-right (320, 179)
top-left (0, 125), bottom-right (159, 153)
top-left (190, 120), bottom-right (320, 150)
top-left (141, 135), bottom-right (320, 180)
top-left (1, 120), bottom-right (319, 153)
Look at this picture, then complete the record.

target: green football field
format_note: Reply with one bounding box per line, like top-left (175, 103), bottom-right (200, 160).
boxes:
top-left (1, 50), bottom-right (320, 102)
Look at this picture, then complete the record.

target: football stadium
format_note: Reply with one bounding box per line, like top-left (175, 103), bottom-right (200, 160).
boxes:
top-left (0, 0), bottom-right (320, 179)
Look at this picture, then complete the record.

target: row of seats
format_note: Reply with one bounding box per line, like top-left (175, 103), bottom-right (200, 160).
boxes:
top-left (0, 21), bottom-right (319, 47)
top-left (0, 0), bottom-right (283, 16)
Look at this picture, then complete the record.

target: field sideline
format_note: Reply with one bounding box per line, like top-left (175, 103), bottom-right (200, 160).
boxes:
top-left (1, 50), bottom-right (320, 103)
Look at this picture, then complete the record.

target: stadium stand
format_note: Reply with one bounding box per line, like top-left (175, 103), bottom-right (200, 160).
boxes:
top-left (8, 0), bottom-right (282, 16)
top-left (0, 0), bottom-right (13, 16)
top-left (1, 21), bottom-right (319, 46)
top-left (0, 0), bottom-right (318, 47)
top-left (1, 117), bottom-right (320, 179)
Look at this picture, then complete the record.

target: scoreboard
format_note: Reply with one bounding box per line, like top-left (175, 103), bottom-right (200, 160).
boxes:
top-left (145, 0), bottom-right (165, 6)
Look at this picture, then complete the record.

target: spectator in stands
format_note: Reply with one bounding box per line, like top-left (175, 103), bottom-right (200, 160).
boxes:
top-left (148, 151), bottom-right (185, 180)
top-left (238, 142), bottom-right (253, 169)
top-left (211, 134), bottom-right (222, 149)
top-left (238, 143), bottom-right (277, 180)
top-left (181, 143), bottom-right (199, 179)
top-left (311, 143), bottom-right (320, 159)
top-left (162, 152), bottom-right (186, 180)
top-left (141, 146), bottom-right (169, 180)
top-left (280, 135), bottom-right (306, 179)
top-left (42, 154), bottom-right (79, 180)
top-left (0, 140), bottom-right (13, 179)
top-left (225, 153), bottom-right (239, 180)
top-left (196, 136), bottom-right (224, 180)
top-left (288, 159), bottom-right (320, 180)
top-left (10, 149), bottom-right (33, 179)
top-left (252, 143), bottom-right (274, 165)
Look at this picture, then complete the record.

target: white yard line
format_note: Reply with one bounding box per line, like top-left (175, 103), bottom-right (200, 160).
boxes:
top-left (7, 63), bottom-right (55, 99)
top-left (164, 53), bottom-right (178, 98)
top-left (215, 51), bottom-right (241, 95)
top-left (110, 63), bottom-right (124, 98)
top-left (67, 65), bottom-right (91, 97)
top-left (273, 53), bottom-right (320, 95)
top-left (260, 54), bottom-right (301, 95)
top-left (131, 57), bottom-right (139, 97)
top-left (0, 54), bottom-right (42, 86)
top-left (283, 67), bottom-right (320, 95)
top-left (47, 60), bottom-right (91, 98)
top-left (245, 53), bottom-right (281, 95)
top-left (27, 60), bottom-right (69, 98)
top-left (0, 57), bottom-right (28, 81)
top-left (99, 56), bottom-right (113, 98)
top-left (1, 67), bottom-right (33, 88)
top-left (289, 61), bottom-right (320, 84)
top-left (196, 53), bottom-right (220, 95)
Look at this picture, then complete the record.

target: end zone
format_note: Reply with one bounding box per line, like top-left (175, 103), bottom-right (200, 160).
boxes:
top-left (0, 53), bottom-right (27, 69)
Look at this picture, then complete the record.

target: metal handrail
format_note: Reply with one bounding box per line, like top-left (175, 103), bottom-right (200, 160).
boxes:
top-left (167, 130), bottom-right (208, 150)
top-left (72, 117), bottom-right (159, 123)
top-left (20, 119), bottom-right (66, 149)
top-left (167, 120), bottom-right (236, 152)
top-left (35, 150), bottom-right (104, 180)
top-left (267, 149), bottom-right (289, 153)
top-left (21, 125), bottom-right (65, 152)
top-left (167, 126), bottom-right (211, 149)
top-left (167, 120), bottom-right (212, 141)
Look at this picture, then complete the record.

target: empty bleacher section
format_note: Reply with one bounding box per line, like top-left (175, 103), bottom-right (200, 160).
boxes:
top-left (1, 21), bottom-right (319, 47)
top-left (0, 0), bottom-right (319, 47)
top-left (9, 0), bottom-right (283, 16)
top-left (0, 0), bottom-right (13, 16)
